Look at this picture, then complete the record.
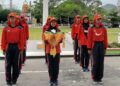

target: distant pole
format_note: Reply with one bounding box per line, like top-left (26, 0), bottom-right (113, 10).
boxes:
top-left (43, 0), bottom-right (49, 26)
top-left (68, 16), bottom-right (70, 26)
top-left (117, 0), bottom-right (120, 16)
top-left (10, 0), bottom-right (12, 11)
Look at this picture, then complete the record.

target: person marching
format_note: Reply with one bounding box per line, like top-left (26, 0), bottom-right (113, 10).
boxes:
top-left (87, 14), bottom-right (108, 84)
top-left (20, 15), bottom-right (29, 65)
top-left (43, 17), bottom-right (62, 86)
top-left (42, 16), bottom-right (52, 64)
top-left (16, 15), bottom-right (24, 74)
top-left (16, 15), bottom-right (28, 74)
top-left (1, 12), bottom-right (25, 86)
top-left (71, 15), bottom-right (81, 63)
top-left (80, 15), bottom-right (90, 72)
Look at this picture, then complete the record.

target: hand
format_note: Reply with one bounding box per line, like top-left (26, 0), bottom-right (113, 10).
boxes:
top-left (20, 51), bottom-right (23, 55)
top-left (88, 50), bottom-right (92, 55)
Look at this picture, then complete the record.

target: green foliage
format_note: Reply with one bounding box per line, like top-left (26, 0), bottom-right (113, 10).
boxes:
top-left (50, 0), bottom-right (86, 17)
top-left (31, 0), bottom-right (107, 23)
top-left (109, 42), bottom-right (120, 48)
top-left (0, 9), bottom-right (10, 23)
top-left (0, 7), bottom-right (21, 23)
top-left (108, 10), bottom-right (120, 27)
top-left (31, 0), bottom-right (43, 23)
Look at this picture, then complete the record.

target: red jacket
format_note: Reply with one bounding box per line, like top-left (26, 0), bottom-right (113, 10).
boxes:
top-left (42, 16), bottom-right (52, 33)
top-left (87, 14), bottom-right (108, 49)
top-left (87, 27), bottom-right (108, 49)
top-left (1, 26), bottom-right (25, 51)
top-left (78, 27), bottom-right (86, 46)
top-left (71, 15), bottom-right (81, 40)
top-left (79, 15), bottom-right (90, 45)
top-left (71, 23), bottom-right (82, 40)
top-left (20, 20), bottom-right (29, 41)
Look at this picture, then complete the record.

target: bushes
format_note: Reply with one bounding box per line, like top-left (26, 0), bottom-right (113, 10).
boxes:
top-left (108, 42), bottom-right (120, 48)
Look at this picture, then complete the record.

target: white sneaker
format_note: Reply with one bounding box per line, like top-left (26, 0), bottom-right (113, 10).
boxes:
top-left (92, 81), bottom-right (98, 85)
top-left (98, 81), bottom-right (104, 85)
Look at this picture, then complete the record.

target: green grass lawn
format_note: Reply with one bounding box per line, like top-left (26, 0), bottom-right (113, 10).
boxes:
top-left (106, 50), bottom-right (120, 55)
top-left (107, 28), bottom-right (120, 43)
top-left (29, 28), bottom-right (42, 40)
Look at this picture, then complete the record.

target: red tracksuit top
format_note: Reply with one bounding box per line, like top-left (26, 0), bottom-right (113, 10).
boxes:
top-left (1, 26), bottom-right (25, 51)
top-left (71, 15), bottom-right (81, 40)
top-left (78, 27), bottom-right (87, 46)
top-left (87, 27), bottom-right (108, 49)
top-left (20, 20), bottom-right (29, 41)
top-left (78, 16), bottom-right (90, 46)
top-left (71, 23), bottom-right (82, 40)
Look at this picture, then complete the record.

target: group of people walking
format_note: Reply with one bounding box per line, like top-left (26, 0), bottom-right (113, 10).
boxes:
top-left (1, 12), bottom-right (108, 86)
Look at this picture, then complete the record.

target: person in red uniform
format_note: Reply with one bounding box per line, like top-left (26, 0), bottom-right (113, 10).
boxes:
top-left (16, 15), bottom-right (26, 74)
top-left (80, 15), bottom-right (90, 72)
top-left (20, 15), bottom-right (29, 65)
top-left (42, 16), bottom-right (59, 64)
top-left (87, 14), bottom-right (108, 84)
top-left (45, 18), bottom-right (61, 86)
top-left (42, 16), bottom-right (52, 34)
top-left (1, 12), bottom-right (24, 86)
top-left (42, 16), bottom-right (52, 64)
top-left (71, 15), bottom-right (81, 63)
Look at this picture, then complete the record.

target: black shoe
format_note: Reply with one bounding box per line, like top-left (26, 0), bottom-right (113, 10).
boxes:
top-left (54, 80), bottom-right (58, 86)
top-left (49, 81), bottom-right (54, 86)
top-left (12, 81), bottom-right (17, 84)
top-left (82, 68), bottom-right (86, 72)
top-left (75, 61), bottom-right (79, 64)
top-left (85, 68), bottom-right (90, 72)
top-left (19, 70), bottom-right (21, 74)
top-left (6, 82), bottom-right (12, 86)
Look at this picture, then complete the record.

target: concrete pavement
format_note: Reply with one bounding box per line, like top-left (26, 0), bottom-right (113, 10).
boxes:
top-left (0, 57), bottom-right (120, 86)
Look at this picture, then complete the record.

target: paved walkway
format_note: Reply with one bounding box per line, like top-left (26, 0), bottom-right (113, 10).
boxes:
top-left (0, 57), bottom-right (120, 86)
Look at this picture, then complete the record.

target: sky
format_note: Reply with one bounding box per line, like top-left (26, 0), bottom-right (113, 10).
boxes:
top-left (101, 0), bottom-right (117, 5)
top-left (0, 0), bottom-right (118, 10)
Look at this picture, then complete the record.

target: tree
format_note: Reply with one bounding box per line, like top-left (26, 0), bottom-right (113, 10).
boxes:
top-left (50, 0), bottom-right (87, 17)
top-left (31, 0), bottom-right (106, 24)
top-left (0, 6), bottom-right (20, 23)
top-left (0, 9), bottom-right (10, 23)
top-left (31, 0), bottom-right (43, 23)
top-left (109, 11), bottom-right (120, 27)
